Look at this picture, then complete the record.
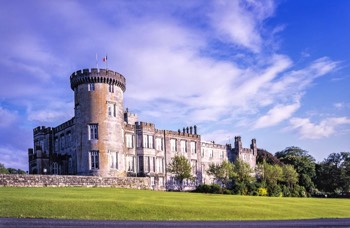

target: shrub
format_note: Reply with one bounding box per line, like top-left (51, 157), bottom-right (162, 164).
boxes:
top-left (257, 187), bottom-right (268, 196)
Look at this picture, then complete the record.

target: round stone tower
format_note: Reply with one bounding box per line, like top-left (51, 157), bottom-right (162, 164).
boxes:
top-left (70, 68), bottom-right (126, 176)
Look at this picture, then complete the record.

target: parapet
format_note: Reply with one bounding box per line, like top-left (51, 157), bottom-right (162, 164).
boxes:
top-left (70, 68), bottom-right (126, 92)
top-left (33, 126), bottom-right (52, 135)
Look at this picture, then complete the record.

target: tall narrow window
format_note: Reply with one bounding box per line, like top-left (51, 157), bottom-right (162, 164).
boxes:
top-left (110, 152), bottom-right (118, 169)
top-left (88, 83), bottom-right (95, 91)
top-left (181, 140), bottom-right (186, 153)
top-left (156, 137), bottom-right (163, 151)
top-left (137, 134), bottom-right (142, 148)
top-left (107, 102), bottom-right (116, 117)
top-left (88, 124), bottom-right (98, 140)
top-left (170, 139), bottom-right (177, 152)
top-left (127, 156), bottom-right (135, 172)
top-left (148, 135), bottom-right (153, 149)
top-left (126, 134), bottom-right (133, 148)
top-left (143, 135), bottom-right (148, 148)
top-left (53, 162), bottom-right (58, 175)
top-left (90, 151), bottom-right (99, 169)
top-left (109, 84), bottom-right (114, 93)
top-left (190, 142), bottom-right (196, 154)
top-left (139, 156), bottom-right (144, 172)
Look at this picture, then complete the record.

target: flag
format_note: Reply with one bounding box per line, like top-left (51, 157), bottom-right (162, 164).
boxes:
top-left (102, 55), bottom-right (108, 62)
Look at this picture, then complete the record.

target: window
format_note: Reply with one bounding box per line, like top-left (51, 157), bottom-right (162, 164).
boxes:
top-left (126, 134), bottom-right (133, 148)
top-left (191, 160), bottom-right (197, 175)
top-left (209, 150), bottom-right (213, 158)
top-left (55, 138), bottom-right (58, 152)
top-left (139, 156), bottom-right (144, 172)
top-left (67, 132), bottom-right (71, 147)
top-left (143, 135), bottom-right (148, 148)
top-left (88, 83), bottom-right (95, 91)
top-left (170, 139), bottom-right (177, 152)
top-left (190, 142), bottom-right (196, 154)
top-left (144, 156), bottom-right (150, 172)
top-left (148, 135), bottom-right (153, 149)
top-left (88, 124), bottom-right (98, 140)
top-left (150, 177), bottom-right (155, 186)
top-left (107, 102), bottom-right (116, 117)
top-left (201, 149), bottom-right (205, 157)
top-left (137, 134), bottom-right (142, 148)
top-left (53, 162), bottom-right (58, 175)
top-left (181, 140), bottom-right (186, 153)
top-left (90, 151), bottom-right (99, 169)
top-left (110, 152), bottom-right (118, 169)
top-left (109, 84), bottom-right (114, 93)
top-left (220, 151), bottom-right (225, 158)
top-left (61, 135), bottom-right (65, 149)
top-left (158, 177), bottom-right (164, 187)
top-left (127, 156), bottom-right (135, 172)
top-left (156, 138), bottom-right (163, 151)
top-left (157, 158), bottom-right (164, 173)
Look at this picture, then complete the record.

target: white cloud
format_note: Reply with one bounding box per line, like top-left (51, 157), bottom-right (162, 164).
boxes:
top-left (0, 107), bottom-right (17, 128)
top-left (27, 101), bottom-right (74, 123)
top-left (289, 117), bottom-right (350, 139)
top-left (209, 0), bottom-right (275, 52)
top-left (0, 146), bottom-right (28, 171)
top-left (254, 101), bottom-right (300, 129)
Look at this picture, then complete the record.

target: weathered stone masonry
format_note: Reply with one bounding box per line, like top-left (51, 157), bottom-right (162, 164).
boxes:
top-left (0, 174), bottom-right (150, 189)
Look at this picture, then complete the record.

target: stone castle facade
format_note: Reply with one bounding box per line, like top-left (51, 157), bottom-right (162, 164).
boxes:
top-left (28, 68), bottom-right (257, 190)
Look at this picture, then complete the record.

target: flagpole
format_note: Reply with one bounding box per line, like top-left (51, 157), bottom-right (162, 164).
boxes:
top-left (96, 53), bottom-right (99, 70)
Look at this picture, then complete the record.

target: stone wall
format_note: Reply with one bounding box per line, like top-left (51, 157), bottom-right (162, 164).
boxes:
top-left (0, 174), bottom-right (150, 189)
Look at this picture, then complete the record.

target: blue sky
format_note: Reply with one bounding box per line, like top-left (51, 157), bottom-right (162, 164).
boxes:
top-left (0, 0), bottom-right (349, 170)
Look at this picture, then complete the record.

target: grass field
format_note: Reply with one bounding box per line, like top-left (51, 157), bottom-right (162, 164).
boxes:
top-left (0, 187), bottom-right (349, 220)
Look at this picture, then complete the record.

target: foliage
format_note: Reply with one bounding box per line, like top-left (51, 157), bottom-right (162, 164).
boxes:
top-left (2, 187), bottom-right (349, 220)
top-left (231, 159), bottom-right (254, 195)
top-left (0, 163), bottom-right (9, 174)
top-left (282, 165), bottom-right (299, 188)
top-left (167, 154), bottom-right (192, 190)
top-left (206, 160), bottom-right (234, 188)
top-left (257, 187), bottom-right (268, 196)
top-left (275, 147), bottom-right (316, 194)
top-left (257, 149), bottom-right (283, 166)
top-left (195, 184), bottom-right (233, 194)
top-left (0, 163), bottom-right (26, 174)
top-left (315, 152), bottom-right (350, 194)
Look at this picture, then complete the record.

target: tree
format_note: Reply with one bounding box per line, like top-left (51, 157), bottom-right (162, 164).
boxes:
top-left (207, 160), bottom-right (234, 188)
top-left (231, 159), bottom-right (254, 195)
top-left (275, 147), bottom-right (316, 194)
top-left (167, 154), bottom-right (192, 191)
top-left (282, 164), bottom-right (299, 189)
top-left (257, 149), bottom-right (283, 166)
top-left (315, 152), bottom-right (350, 194)
top-left (0, 163), bottom-right (9, 174)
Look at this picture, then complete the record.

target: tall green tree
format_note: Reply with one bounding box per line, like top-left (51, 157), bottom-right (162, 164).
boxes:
top-left (315, 152), bottom-right (350, 194)
top-left (275, 147), bottom-right (316, 194)
top-left (0, 163), bottom-right (9, 174)
top-left (231, 160), bottom-right (254, 195)
top-left (207, 160), bottom-right (234, 188)
top-left (282, 164), bottom-right (299, 189)
top-left (167, 154), bottom-right (192, 191)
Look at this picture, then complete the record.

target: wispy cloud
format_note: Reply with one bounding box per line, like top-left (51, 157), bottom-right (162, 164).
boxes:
top-left (289, 117), bottom-right (350, 139)
top-left (254, 101), bottom-right (300, 129)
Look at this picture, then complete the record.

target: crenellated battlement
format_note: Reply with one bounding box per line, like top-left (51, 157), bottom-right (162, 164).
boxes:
top-left (135, 121), bottom-right (156, 131)
top-left (70, 68), bottom-right (126, 92)
top-left (201, 141), bottom-right (227, 149)
top-left (53, 118), bottom-right (75, 133)
top-left (165, 130), bottom-right (200, 139)
top-left (33, 126), bottom-right (52, 135)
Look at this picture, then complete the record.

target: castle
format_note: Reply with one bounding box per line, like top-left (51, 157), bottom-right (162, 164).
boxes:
top-left (28, 68), bottom-right (257, 189)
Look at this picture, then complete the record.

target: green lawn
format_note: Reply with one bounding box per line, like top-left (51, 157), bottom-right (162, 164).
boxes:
top-left (0, 187), bottom-right (349, 220)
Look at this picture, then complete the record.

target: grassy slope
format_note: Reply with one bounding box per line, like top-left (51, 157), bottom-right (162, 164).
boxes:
top-left (0, 187), bottom-right (349, 220)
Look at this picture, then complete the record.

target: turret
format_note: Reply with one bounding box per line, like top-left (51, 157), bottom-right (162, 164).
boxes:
top-left (70, 68), bottom-right (126, 176)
